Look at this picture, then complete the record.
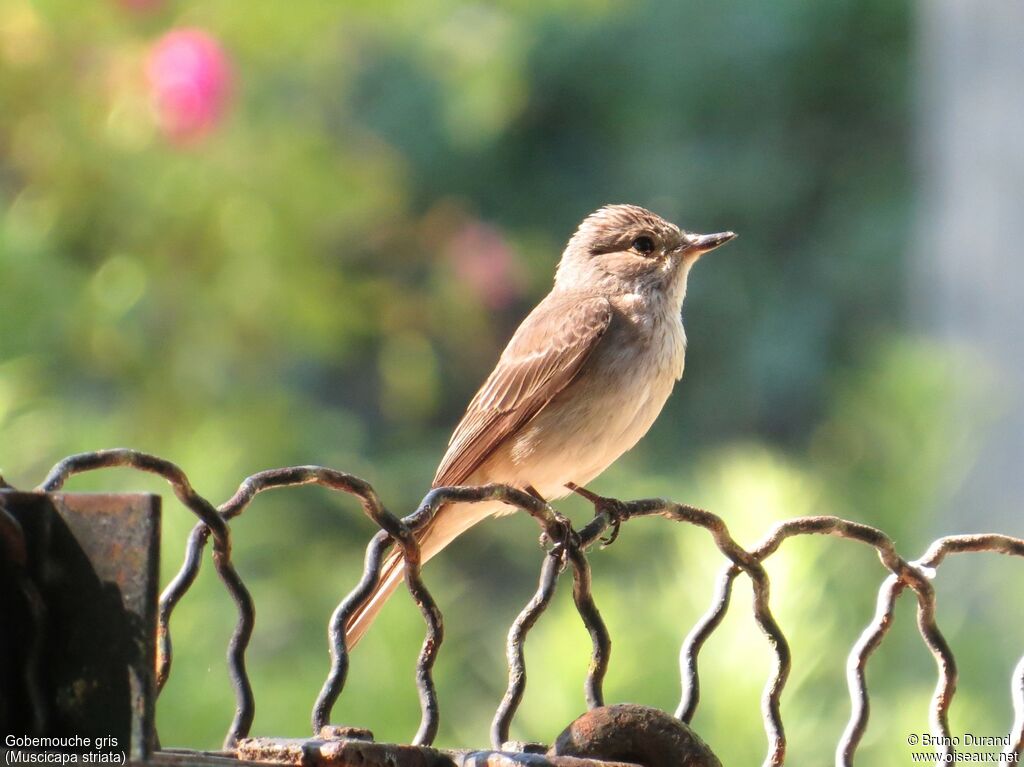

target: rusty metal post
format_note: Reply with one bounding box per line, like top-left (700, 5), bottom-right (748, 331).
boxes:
top-left (0, 492), bottom-right (160, 760)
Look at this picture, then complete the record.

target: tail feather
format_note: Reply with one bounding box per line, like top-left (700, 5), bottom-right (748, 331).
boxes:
top-left (343, 499), bottom-right (503, 648)
top-left (344, 546), bottom-right (407, 648)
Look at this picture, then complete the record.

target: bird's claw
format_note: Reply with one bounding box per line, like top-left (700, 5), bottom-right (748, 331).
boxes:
top-left (566, 483), bottom-right (628, 548)
top-left (600, 517), bottom-right (622, 548)
top-left (596, 499), bottom-right (629, 547)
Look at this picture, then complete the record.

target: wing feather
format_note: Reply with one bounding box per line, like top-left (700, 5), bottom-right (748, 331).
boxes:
top-left (432, 293), bottom-right (613, 488)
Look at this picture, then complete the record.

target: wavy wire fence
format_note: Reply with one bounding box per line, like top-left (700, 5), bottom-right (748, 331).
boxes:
top-left (2, 448), bottom-right (1023, 766)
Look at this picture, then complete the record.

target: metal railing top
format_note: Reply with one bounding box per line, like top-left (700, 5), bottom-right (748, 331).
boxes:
top-left (2, 448), bottom-right (1022, 766)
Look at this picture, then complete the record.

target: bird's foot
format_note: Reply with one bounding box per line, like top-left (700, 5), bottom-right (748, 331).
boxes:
top-left (566, 483), bottom-right (629, 547)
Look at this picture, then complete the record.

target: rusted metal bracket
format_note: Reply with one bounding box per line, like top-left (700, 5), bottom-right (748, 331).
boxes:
top-left (136, 706), bottom-right (720, 767)
top-left (0, 491), bottom-right (160, 761)
top-left (234, 735), bottom-right (643, 767)
top-left (221, 706), bottom-right (720, 767)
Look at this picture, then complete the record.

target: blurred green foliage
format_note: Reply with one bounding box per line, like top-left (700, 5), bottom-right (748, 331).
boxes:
top-left (0, 0), bottom-right (1018, 763)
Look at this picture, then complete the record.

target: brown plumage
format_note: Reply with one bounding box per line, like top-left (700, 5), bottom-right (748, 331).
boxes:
top-left (433, 295), bottom-right (613, 488)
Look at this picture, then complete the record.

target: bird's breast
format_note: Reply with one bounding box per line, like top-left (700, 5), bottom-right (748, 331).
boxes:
top-left (483, 303), bottom-right (686, 500)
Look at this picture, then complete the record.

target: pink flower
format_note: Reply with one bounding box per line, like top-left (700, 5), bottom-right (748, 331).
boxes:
top-left (146, 28), bottom-right (232, 144)
top-left (447, 222), bottom-right (525, 310)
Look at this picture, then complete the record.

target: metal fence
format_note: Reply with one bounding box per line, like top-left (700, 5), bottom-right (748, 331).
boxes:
top-left (2, 448), bottom-right (1023, 766)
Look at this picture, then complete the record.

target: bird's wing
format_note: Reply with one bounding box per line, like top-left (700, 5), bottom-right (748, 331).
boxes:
top-left (433, 293), bottom-right (613, 488)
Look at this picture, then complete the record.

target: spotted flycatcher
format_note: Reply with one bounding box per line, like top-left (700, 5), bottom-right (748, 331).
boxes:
top-left (346, 204), bottom-right (735, 645)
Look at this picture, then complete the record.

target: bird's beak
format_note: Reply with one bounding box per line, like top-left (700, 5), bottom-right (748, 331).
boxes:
top-left (683, 231), bottom-right (737, 256)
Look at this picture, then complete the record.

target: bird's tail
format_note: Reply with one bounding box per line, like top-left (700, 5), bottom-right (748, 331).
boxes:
top-left (343, 544), bottom-right (408, 649)
top-left (344, 500), bottom-right (503, 648)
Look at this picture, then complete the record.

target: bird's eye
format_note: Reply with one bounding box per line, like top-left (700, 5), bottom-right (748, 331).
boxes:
top-left (632, 235), bottom-right (656, 255)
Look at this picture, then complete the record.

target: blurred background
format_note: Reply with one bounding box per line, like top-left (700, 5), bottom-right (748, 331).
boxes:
top-left (1, 0), bottom-right (1022, 762)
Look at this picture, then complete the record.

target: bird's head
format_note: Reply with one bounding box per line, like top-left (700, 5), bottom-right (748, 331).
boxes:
top-left (555, 204), bottom-right (735, 302)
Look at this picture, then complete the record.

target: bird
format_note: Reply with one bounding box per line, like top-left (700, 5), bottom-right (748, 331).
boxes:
top-left (345, 204), bottom-right (735, 646)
